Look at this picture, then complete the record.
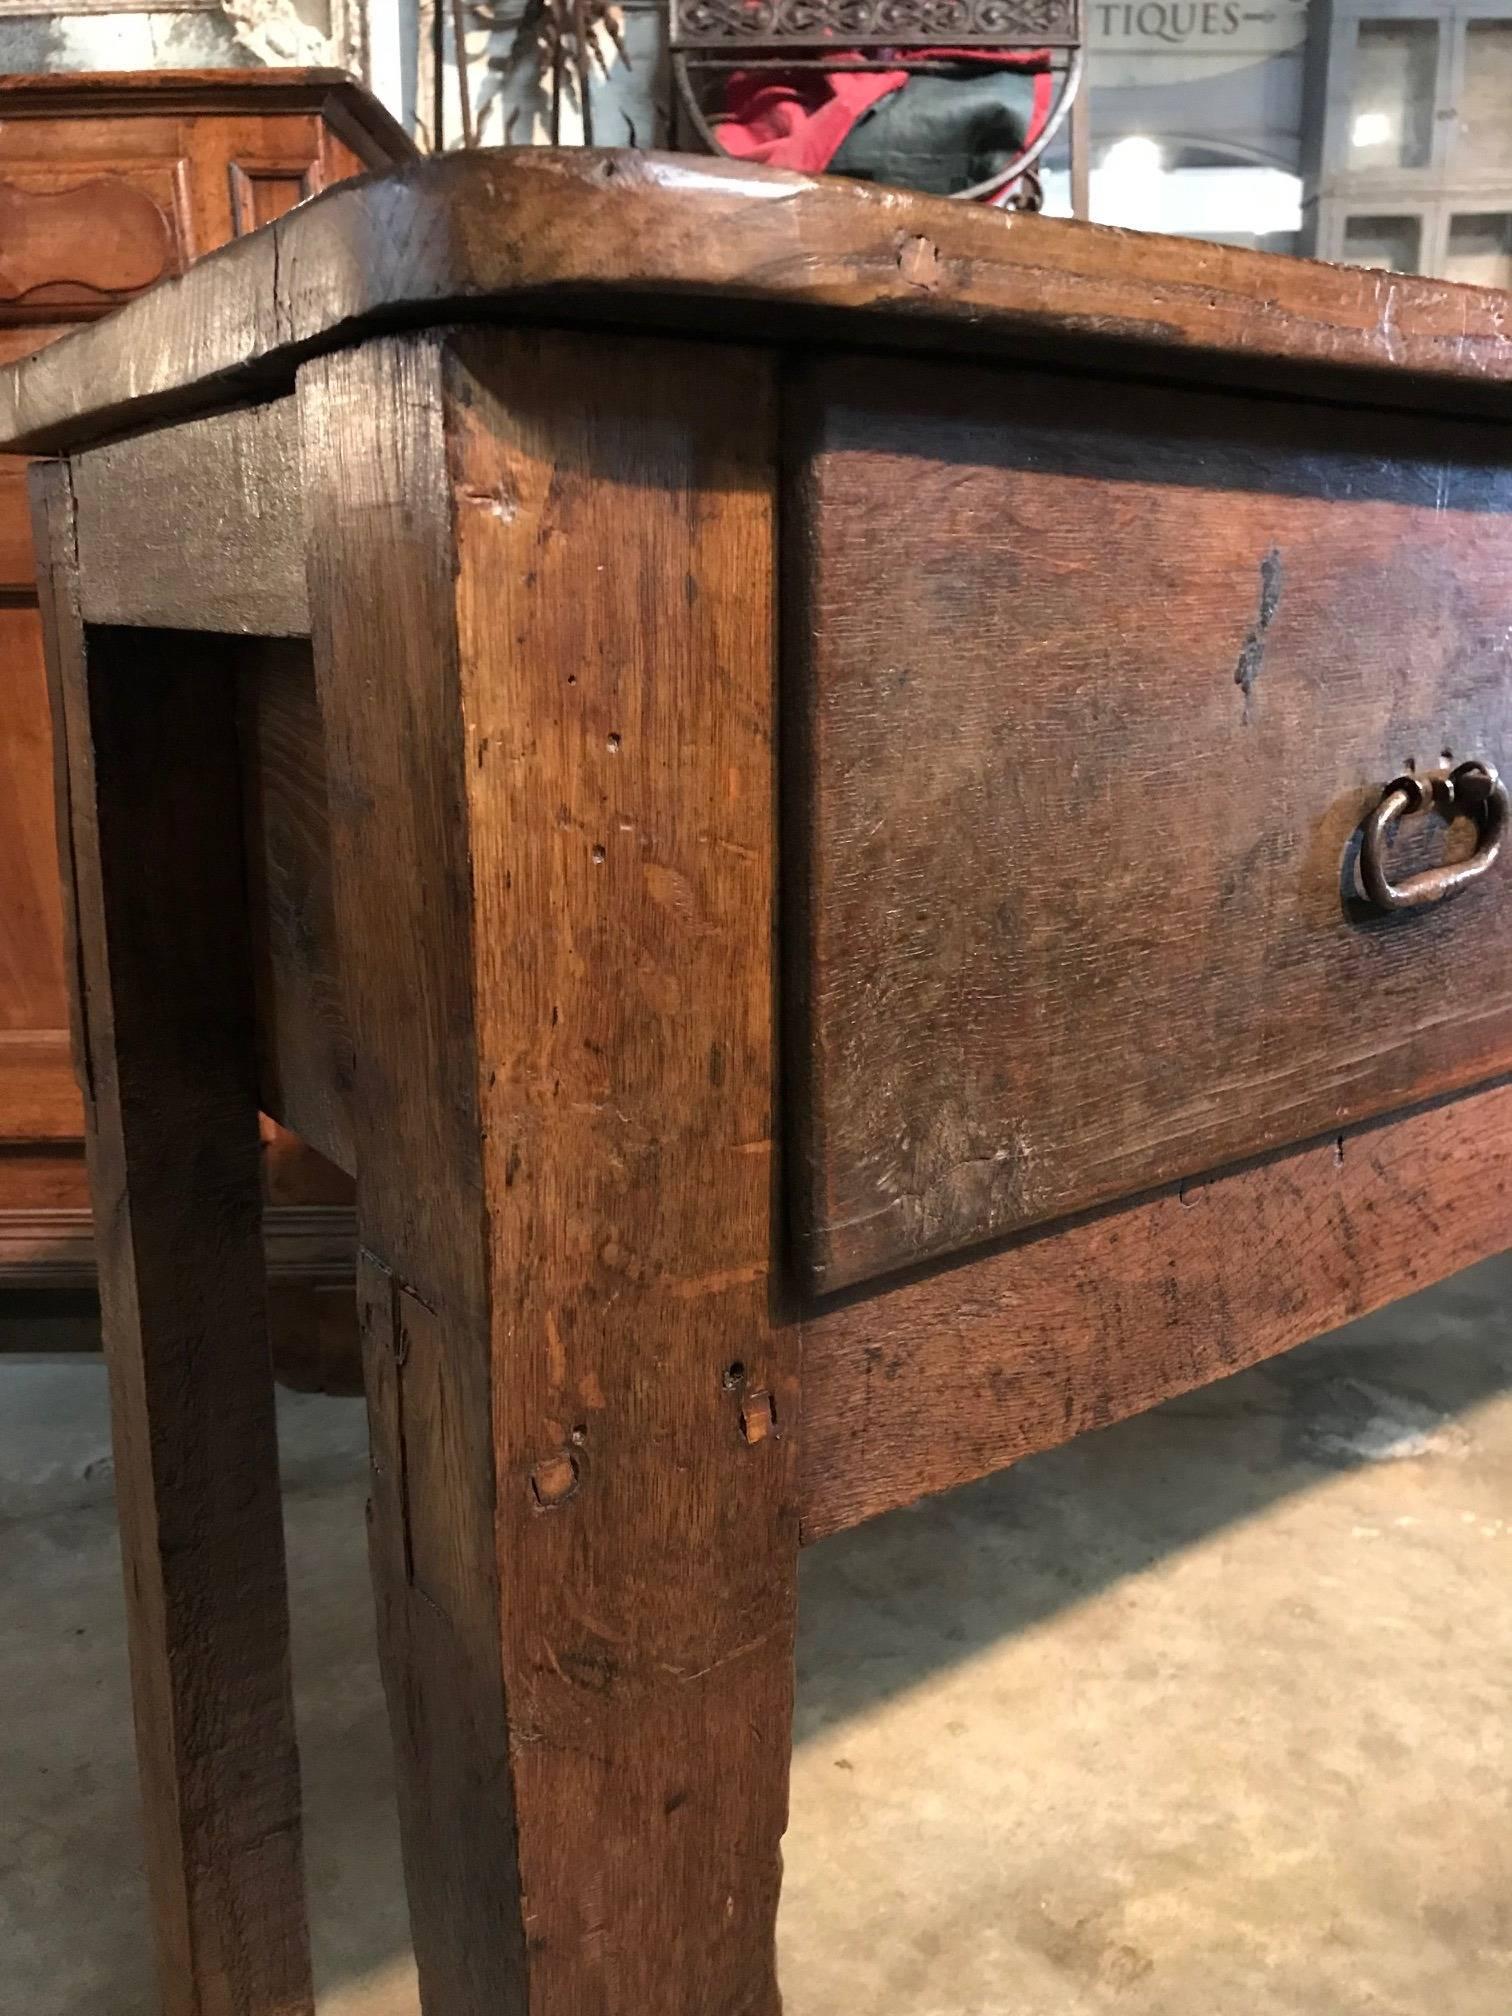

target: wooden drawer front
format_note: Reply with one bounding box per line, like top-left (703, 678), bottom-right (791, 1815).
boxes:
top-left (789, 358), bottom-right (1512, 1292)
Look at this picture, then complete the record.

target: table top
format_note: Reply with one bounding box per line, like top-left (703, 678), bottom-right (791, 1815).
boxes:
top-left (4, 147), bottom-right (1512, 456)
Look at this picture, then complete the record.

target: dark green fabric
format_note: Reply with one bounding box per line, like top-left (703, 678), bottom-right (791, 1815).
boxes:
top-left (830, 68), bottom-right (1037, 196)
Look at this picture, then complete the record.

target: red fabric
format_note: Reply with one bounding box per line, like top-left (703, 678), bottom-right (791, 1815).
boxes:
top-left (910, 45), bottom-right (1052, 64)
top-left (714, 66), bottom-right (906, 171)
top-left (713, 47), bottom-right (1058, 189)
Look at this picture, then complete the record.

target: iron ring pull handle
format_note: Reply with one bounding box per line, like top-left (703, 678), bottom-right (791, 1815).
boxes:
top-left (1360, 759), bottom-right (1510, 913)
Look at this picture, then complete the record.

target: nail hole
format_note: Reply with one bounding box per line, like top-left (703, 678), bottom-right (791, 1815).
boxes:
top-left (570, 1423), bottom-right (588, 1446)
top-left (723, 1360), bottom-right (745, 1389)
top-left (591, 844), bottom-right (606, 865)
top-left (607, 732), bottom-right (622, 753)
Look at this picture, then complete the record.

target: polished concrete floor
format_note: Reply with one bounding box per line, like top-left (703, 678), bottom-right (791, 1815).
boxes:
top-left (4, 1257), bottom-right (1511, 2015)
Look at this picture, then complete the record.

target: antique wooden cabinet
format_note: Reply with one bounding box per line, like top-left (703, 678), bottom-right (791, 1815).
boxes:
top-left (1302, 0), bottom-right (1512, 280)
top-left (0, 69), bottom-right (405, 1326)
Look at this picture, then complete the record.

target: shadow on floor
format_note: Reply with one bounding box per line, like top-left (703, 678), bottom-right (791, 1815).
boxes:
top-left (3, 1251), bottom-right (1510, 2013)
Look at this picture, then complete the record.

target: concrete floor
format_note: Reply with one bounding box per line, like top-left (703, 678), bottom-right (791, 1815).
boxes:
top-left (4, 1257), bottom-right (1512, 2016)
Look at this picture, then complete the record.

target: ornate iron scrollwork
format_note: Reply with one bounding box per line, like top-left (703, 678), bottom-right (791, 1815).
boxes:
top-left (671, 0), bottom-right (1079, 46)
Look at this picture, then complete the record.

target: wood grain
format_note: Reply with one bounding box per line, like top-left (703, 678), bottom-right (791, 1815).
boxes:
top-left (238, 639), bottom-right (353, 1173)
top-left (799, 1082), bottom-right (1512, 1539)
top-left (0, 1147), bottom-right (86, 1212)
top-left (787, 354), bottom-right (1512, 1289)
top-left (0, 1030), bottom-right (81, 1139)
top-left (0, 456), bottom-right (36, 586)
top-left (306, 330), bottom-right (536, 2011)
top-left (72, 398), bottom-right (307, 635)
top-left (0, 600), bottom-right (67, 1034)
top-left (32, 463), bottom-right (312, 2016)
top-left (10, 146), bottom-right (1512, 456)
top-left (302, 325), bottom-right (795, 2014)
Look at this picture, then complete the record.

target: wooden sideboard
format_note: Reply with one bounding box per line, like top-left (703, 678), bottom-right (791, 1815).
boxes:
top-left (0, 69), bottom-right (402, 1334)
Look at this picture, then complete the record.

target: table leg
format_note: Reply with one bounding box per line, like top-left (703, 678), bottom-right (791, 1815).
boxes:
top-left (31, 465), bottom-right (313, 2016)
top-left (302, 328), bottom-right (800, 2013)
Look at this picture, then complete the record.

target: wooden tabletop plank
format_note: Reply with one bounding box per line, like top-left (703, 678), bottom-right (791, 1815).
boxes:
top-left (4, 147), bottom-right (1512, 454)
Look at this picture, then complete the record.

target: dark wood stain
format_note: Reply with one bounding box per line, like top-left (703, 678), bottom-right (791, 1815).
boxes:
top-left (302, 326), bottom-right (795, 2012)
top-left (786, 353), bottom-right (1512, 1290)
top-left (31, 464), bottom-right (313, 2016)
top-left (1234, 543), bottom-right (1283, 715)
top-left (237, 638), bottom-right (353, 1174)
top-left (73, 398), bottom-right (308, 636)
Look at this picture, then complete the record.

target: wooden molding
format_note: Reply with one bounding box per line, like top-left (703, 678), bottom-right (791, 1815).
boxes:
top-left (0, 71), bottom-right (413, 166)
top-left (0, 1202), bottom-right (356, 1290)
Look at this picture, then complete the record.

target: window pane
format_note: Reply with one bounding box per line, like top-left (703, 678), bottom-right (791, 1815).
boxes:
top-left (1445, 213), bottom-right (1512, 290)
top-left (1458, 22), bottom-right (1512, 176)
top-left (1342, 213), bottom-right (1422, 271)
top-left (1348, 20), bottom-right (1438, 169)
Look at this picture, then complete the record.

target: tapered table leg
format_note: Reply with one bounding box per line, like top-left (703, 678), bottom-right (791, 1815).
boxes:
top-left (302, 328), bottom-right (801, 2014)
top-left (32, 465), bottom-right (313, 2016)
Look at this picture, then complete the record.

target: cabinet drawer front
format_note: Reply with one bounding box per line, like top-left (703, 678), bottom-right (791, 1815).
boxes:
top-left (789, 358), bottom-right (1512, 1292)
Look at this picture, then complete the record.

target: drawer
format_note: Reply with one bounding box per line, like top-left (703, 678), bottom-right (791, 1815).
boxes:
top-left (787, 357), bottom-right (1512, 1292)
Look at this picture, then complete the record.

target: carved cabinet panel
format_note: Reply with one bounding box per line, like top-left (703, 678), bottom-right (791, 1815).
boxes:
top-left (0, 172), bottom-right (181, 309)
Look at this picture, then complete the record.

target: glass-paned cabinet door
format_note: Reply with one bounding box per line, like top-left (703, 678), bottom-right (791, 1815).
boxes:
top-left (1339, 208), bottom-right (1427, 267)
top-left (1454, 19), bottom-right (1512, 176)
top-left (1444, 210), bottom-right (1512, 285)
top-left (1347, 18), bottom-right (1442, 168)
top-left (1321, 201), bottom-right (1512, 279)
top-left (1311, 0), bottom-right (1512, 277)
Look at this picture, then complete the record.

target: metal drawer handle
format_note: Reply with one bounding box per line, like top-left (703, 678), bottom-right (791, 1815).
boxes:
top-left (1360, 760), bottom-right (1509, 913)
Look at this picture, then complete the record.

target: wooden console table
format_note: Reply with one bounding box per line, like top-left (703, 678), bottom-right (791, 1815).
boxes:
top-left (5, 148), bottom-right (1512, 2014)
